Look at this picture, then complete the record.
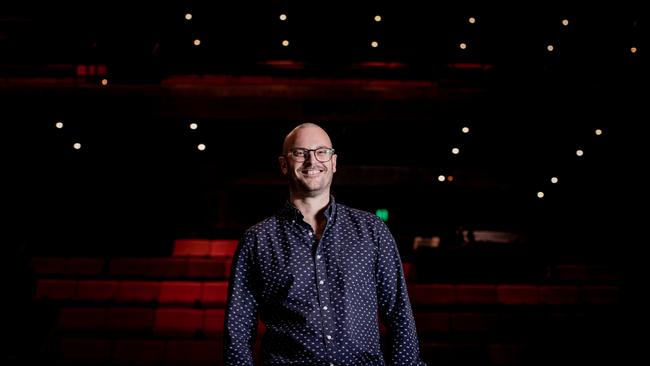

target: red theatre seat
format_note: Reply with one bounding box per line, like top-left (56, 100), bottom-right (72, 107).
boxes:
top-left (153, 308), bottom-right (203, 337)
top-left (210, 240), bottom-right (239, 257)
top-left (60, 338), bottom-right (111, 364)
top-left (409, 284), bottom-right (456, 305)
top-left (173, 239), bottom-right (212, 257)
top-left (202, 281), bottom-right (229, 307)
top-left (116, 281), bottom-right (161, 303)
top-left (33, 279), bottom-right (77, 301)
top-left (112, 339), bottom-right (165, 365)
top-left (497, 285), bottom-right (539, 305)
top-left (158, 281), bottom-right (203, 306)
top-left (75, 280), bottom-right (118, 302)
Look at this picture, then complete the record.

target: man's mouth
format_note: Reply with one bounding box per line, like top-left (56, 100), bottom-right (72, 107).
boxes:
top-left (301, 168), bottom-right (324, 176)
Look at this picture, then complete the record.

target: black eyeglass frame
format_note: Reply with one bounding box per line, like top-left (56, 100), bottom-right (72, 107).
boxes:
top-left (287, 147), bottom-right (336, 162)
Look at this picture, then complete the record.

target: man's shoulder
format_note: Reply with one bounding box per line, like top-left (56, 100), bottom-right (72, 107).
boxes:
top-left (336, 202), bottom-right (382, 223)
top-left (244, 215), bottom-right (282, 236)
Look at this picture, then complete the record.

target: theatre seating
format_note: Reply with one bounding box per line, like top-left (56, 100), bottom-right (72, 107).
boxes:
top-left (28, 239), bottom-right (624, 366)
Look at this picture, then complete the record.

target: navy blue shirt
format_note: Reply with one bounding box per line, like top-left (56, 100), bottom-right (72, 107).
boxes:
top-left (224, 199), bottom-right (425, 365)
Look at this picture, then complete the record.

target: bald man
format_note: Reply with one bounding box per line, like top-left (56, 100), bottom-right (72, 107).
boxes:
top-left (224, 123), bottom-right (425, 365)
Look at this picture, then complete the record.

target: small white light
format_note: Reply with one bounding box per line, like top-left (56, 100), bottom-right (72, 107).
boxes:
top-left (468, 17), bottom-right (476, 24)
top-left (197, 143), bottom-right (206, 151)
top-left (595, 128), bottom-right (603, 136)
top-left (551, 177), bottom-right (558, 184)
top-left (279, 14), bottom-right (287, 21)
top-left (438, 175), bottom-right (446, 182)
top-left (374, 15), bottom-right (382, 22)
top-left (55, 122), bottom-right (64, 129)
top-left (185, 13), bottom-right (192, 21)
top-left (630, 47), bottom-right (637, 54)
top-left (193, 39), bottom-right (201, 46)
top-left (189, 123), bottom-right (198, 130)
top-left (451, 147), bottom-right (460, 155)
top-left (461, 126), bottom-right (469, 133)
top-left (576, 149), bottom-right (584, 157)
top-left (73, 143), bottom-right (82, 150)
top-left (282, 40), bottom-right (289, 47)
top-left (101, 78), bottom-right (108, 86)
top-left (459, 42), bottom-right (467, 50)
top-left (537, 191), bottom-right (545, 198)
top-left (371, 41), bottom-right (379, 48)
top-left (562, 19), bottom-right (569, 26)
top-left (547, 44), bottom-right (554, 52)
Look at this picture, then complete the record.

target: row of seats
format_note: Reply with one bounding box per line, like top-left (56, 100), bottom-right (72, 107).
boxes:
top-left (57, 307), bottom-right (232, 337)
top-left (56, 337), bottom-right (620, 366)
top-left (58, 338), bottom-right (231, 365)
top-left (34, 278), bottom-right (620, 306)
top-left (54, 305), bottom-right (613, 340)
top-left (27, 239), bottom-right (625, 366)
top-left (30, 257), bottom-right (233, 279)
top-left (31, 256), bottom-right (621, 283)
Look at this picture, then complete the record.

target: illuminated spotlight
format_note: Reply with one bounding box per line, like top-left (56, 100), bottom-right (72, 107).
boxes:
top-left (55, 121), bottom-right (64, 129)
top-left (437, 175), bottom-right (446, 182)
top-left (73, 142), bottom-right (82, 150)
top-left (576, 149), bottom-right (584, 157)
top-left (193, 39), bottom-right (201, 46)
top-left (374, 15), bottom-right (382, 22)
top-left (100, 78), bottom-right (108, 86)
top-left (562, 19), bottom-right (569, 26)
top-left (447, 175), bottom-right (454, 182)
top-left (197, 143), bottom-right (206, 151)
top-left (371, 41), bottom-right (379, 48)
top-left (459, 42), bottom-right (467, 50)
top-left (595, 128), bottom-right (603, 136)
top-left (537, 191), bottom-right (545, 198)
top-left (189, 122), bottom-right (198, 130)
top-left (451, 147), bottom-right (460, 155)
top-left (547, 44), bottom-right (554, 52)
top-left (185, 13), bottom-right (192, 21)
top-left (462, 126), bottom-right (470, 133)
top-left (282, 40), bottom-right (290, 47)
top-left (279, 14), bottom-right (287, 21)
top-left (468, 17), bottom-right (476, 24)
top-left (551, 176), bottom-right (558, 184)
top-left (630, 47), bottom-right (637, 54)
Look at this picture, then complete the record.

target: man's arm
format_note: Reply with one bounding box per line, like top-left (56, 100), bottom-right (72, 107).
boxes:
top-left (224, 232), bottom-right (259, 365)
top-left (374, 219), bottom-right (426, 365)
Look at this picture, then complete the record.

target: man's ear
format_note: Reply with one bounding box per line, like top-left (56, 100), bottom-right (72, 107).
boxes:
top-left (279, 156), bottom-right (288, 175)
top-left (331, 154), bottom-right (337, 173)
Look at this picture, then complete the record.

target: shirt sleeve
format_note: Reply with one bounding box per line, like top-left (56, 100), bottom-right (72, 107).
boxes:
top-left (224, 231), bottom-right (260, 366)
top-left (374, 219), bottom-right (427, 366)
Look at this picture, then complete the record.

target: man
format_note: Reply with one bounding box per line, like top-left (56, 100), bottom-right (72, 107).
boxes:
top-left (224, 123), bottom-right (425, 365)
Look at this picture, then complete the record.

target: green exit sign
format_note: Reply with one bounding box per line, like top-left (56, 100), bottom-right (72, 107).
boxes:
top-left (375, 208), bottom-right (389, 222)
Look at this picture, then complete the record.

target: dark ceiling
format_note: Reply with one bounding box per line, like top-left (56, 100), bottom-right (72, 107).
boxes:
top-left (1, 1), bottom-right (644, 254)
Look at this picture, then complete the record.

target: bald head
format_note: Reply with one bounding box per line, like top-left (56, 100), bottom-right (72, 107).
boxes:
top-left (282, 123), bottom-right (333, 154)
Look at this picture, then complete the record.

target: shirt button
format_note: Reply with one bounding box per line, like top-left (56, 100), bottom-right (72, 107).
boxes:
top-left (319, 280), bottom-right (324, 285)
top-left (316, 255), bottom-right (321, 260)
top-left (323, 306), bottom-right (328, 310)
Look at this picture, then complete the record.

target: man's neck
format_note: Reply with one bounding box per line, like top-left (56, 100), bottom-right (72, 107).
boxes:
top-left (290, 192), bottom-right (330, 222)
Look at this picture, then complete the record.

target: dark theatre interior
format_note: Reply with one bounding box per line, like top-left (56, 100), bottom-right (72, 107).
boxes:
top-left (3, 1), bottom-right (644, 365)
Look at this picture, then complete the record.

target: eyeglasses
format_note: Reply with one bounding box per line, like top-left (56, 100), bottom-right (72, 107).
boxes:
top-left (288, 147), bottom-right (336, 162)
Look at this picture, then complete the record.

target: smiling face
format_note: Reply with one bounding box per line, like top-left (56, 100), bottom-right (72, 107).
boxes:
top-left (279, 124), bottom-right (337, 199)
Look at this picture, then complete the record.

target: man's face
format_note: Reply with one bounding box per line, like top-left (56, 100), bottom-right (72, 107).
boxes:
top-left (279, 126), bottom-right (337, 197)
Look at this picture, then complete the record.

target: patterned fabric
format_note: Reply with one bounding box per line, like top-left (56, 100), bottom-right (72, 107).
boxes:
top-left (224, 198), bottom-right (425, 365)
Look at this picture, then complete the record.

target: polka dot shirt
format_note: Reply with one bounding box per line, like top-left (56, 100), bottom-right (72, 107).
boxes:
top-left (224, 199), bottom-right (425, 365)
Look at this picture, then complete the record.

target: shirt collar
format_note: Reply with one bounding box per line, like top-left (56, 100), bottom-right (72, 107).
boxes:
top-left (280, 195), bottom-right (337, 222)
